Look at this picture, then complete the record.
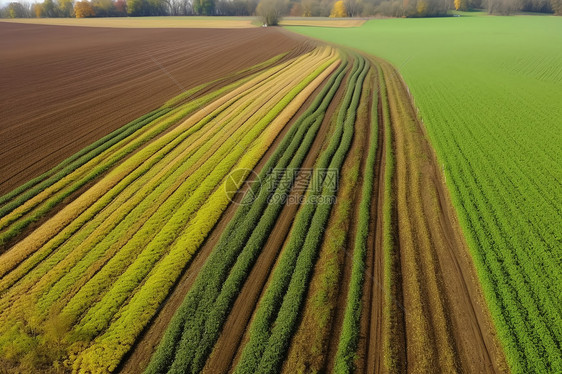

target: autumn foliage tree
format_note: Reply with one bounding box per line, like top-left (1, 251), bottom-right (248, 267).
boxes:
top-left (455, 0), bottom-right (468, 9)
top-left (330, 0), bottom-right (346, 16)
top-left (74, 1), bottom-right (95, 17)
top-left (32, 3), bottom-right (43, 16)
top-left (289, 1), bottom-right (303, 15)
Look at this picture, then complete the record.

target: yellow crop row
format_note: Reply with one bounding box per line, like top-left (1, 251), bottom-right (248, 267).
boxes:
top-left (72, 50), bottom-right (338, 374)
top-left (60, 55), bottom-right (327, 334)
top-left (0, 47), bottom-right (337, 372)
top-left (0, 51), bottom-right (310, 280)
top-left (0, 48), bottom-right (324, 322)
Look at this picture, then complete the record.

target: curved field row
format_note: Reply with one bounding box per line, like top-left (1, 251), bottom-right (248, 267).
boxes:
top-left (1, 34), bottom-right (513, 374)
top-left (139, 50), bottom-right (506, 374)
top-left (0, 46), bottom-right (337, 373)
top-left (144, 52), bottom-right (349, 374)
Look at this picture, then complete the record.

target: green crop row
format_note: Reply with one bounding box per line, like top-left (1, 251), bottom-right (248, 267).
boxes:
top-left (0, 50), bottom-right (318, 303)
top-left (32, 86), bottom-right (275, 320)
top-left (145, 51), bottom-right (345, 374)
top-left (0, 48), bottom-right (325, 307)
top-left (0, 52), bottom-right (288, 215)
top-left (70, 49), bottom-right (338, 373)
top-left (0, 109), bottom-right (169, 243)
top-left (289, 19), bottom-right (562, 373)
top-left (0, 86), bottom-right (262, 331)
top-left (333, 65), bottom-right (377, 373)
top-left (280, 93), bottom-right (357, 373)
top-left (0, 110), bottom-right (162, 211)
top-left (376, 62), bottom-right (401, 373)
top-left (2, 57), bottom-right (310, 333)
top-left (234, 54), bottom-right (369, 374)
top-left (446, 148), bottom-right (562, 372)
top-left (404, 61), bottom-right (562, 372)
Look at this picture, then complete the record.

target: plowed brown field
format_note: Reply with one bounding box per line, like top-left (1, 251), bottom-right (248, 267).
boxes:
top-left (0, 23), bottom-right (308, 194)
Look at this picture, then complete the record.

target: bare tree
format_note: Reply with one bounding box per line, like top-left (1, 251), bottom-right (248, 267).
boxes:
top-left (344, 0), bottom-right (363, 16)
top-left (487, 0), bottom-right (520, 14)
top-left (256, 0), bottom-right (286, 26)
top-left (167, 0), bottom-right (192, 14)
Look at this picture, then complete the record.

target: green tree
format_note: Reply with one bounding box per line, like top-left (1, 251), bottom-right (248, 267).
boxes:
top-left (8, 2), bottom-right (29, 17)
top-left (42, 0), bottom-right (59, 16)
top-left (58, 0), bottom-right (75, 16)
top-left (147, 0), bottom-right (168, 15)
top-left (127, 0), bottom-right (146, 15)
top-left (193, 0), bottom-right (215, 14)
top-left (92, 0), bottom-right (116, 16)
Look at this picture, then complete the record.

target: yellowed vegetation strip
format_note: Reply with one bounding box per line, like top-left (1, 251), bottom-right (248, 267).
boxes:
top-left (0, 17), bottom-right (256, 29)
top-left (71, 50), bottom-right (338, 373)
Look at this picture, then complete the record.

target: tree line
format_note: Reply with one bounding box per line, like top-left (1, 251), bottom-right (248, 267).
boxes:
top-left (1, 0), bottom-right (560, 22)
top-left (0, 0), bottom-right (259, 17)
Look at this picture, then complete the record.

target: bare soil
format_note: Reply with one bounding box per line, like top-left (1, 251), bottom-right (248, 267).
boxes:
top-left (0, 22), bottom-right (307, 195)
top-left (0, 24), bottom-right (508, 373)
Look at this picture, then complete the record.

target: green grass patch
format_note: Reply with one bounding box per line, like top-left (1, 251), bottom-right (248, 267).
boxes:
top-left (288, 16), bottom-right (562, 373)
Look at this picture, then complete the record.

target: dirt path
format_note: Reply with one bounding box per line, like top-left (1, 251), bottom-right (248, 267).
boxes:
top-left (0, 23), bottom-right (309, 195)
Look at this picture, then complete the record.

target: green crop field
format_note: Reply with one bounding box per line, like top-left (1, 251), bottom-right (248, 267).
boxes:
top-left (287, 14), bottom-right (562, 373)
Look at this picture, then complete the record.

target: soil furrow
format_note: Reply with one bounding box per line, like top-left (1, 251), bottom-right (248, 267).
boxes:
top-left (363, 74), bottom-right (386, 374)
top-left (326, 65), bottom-right (372, 374)
top-left (0, 23), bottom-right (311, 195)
